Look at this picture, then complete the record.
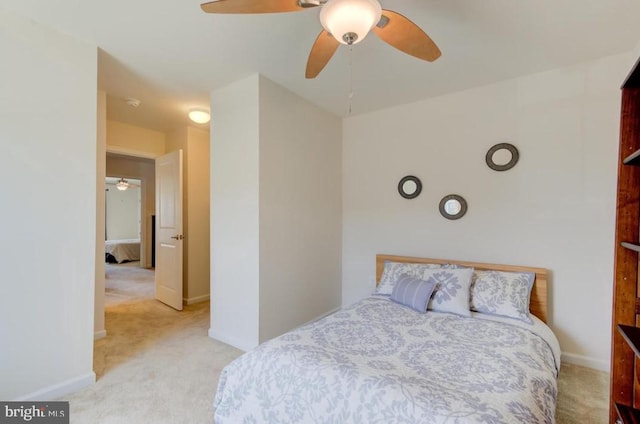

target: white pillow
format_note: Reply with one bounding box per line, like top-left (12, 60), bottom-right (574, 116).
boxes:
top-left (470, 270), bottom-right (535, 324)
top-left (376, 261), bottom-right (447, 295)
top-left (424, 267), bottom-right (475, 317)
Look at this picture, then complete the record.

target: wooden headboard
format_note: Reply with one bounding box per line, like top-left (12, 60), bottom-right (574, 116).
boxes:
top-left (376, 254), bottom-right (548, 323)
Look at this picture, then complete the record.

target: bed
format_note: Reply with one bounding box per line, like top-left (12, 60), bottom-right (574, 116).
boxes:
top-left (213, 254), bottom-right (560, 423)
top-left (105, 239), bottom-right (141, 263)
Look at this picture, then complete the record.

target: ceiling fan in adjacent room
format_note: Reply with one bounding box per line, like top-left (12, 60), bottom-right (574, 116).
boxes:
top-left (106, 178), bottom-right (141, 191)
top-left (200, 0), bottom-right (441, 78)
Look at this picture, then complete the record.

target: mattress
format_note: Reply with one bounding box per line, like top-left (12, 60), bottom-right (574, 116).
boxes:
top-left (213, 296), bottom-right (560, 423)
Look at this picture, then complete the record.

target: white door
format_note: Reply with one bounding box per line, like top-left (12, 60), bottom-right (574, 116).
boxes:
top-left (155, 150), bottom-right (184, 310)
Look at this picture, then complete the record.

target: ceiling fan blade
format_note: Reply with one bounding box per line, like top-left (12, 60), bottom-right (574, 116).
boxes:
top-left (306, 30), bottom-right (339, 79)
top-left (372, 9), bottom-right (441, 62)
top-left (201, 0), bottom-right (309, 14)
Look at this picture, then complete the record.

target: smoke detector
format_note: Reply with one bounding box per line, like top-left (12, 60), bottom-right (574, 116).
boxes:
top-left (126, 98), bottom-right (141, 108)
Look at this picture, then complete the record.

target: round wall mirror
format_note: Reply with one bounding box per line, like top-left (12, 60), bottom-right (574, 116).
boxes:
top-left (486, 143), bottom-right (519, 171)
top-left (398, 175), bottom-right (422, 199)
top-left (439, 194), bottom-right (467, 220)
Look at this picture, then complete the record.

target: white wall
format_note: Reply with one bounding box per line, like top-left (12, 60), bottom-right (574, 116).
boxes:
top-left (342, 52), bottom-right (636, 371)
top-left (95, 90), bottom-right (107, 339)
top-left (0, 8), bottom-right (97, 399)
top-left (210, 75), bottom-right (342, 350)
top-left (107, 120), bottom-right (166, 158)
top-left (258, 76), bottom-right (342, 342)
top-left (105, 183), bottom-right (140, 239)
top-left (185, 126), bottom-right (211, 303)
top-left (210, 75), bottom-right (261, 350)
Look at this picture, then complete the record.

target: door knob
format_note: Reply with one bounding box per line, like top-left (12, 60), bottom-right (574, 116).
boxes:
top-left (170, 234), bottom-right (184, 240)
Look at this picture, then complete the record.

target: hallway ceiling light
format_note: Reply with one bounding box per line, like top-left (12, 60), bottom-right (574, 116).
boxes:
top-left (188, 109), bottom-right (211, 124)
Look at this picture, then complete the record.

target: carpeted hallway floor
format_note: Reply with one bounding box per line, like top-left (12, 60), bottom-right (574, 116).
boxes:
top-left (68, 299), bottom-right (242, 423)
top-left (104, 262), bottom-right (155, 307)
top-left (67, 266), bottom-right (610, 423)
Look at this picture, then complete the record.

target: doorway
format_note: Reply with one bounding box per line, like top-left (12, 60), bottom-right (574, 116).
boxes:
top-left (105, 153), bottom-right (156, 269)
top-left (103, 175), bottom-right (153, 306)
top-left (102, 153), bottom-right (157, 309)
top-left (105, 176), bottom-right (142, 264)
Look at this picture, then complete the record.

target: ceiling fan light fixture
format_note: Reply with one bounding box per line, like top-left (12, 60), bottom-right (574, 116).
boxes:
top-left (116, 178), bottom-right (129, 191)
top-left (188, 109), bottom-right (211, 124)
top-left (320, 0), bottom-right (381, 45)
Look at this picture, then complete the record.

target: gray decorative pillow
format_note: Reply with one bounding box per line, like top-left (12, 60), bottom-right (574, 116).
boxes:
top-left (376, 261), bottom-right (446, 295)
top-left (425, 267), bottom-right (475, 317)
top-left (470, 270), bottom-right (535, 324)
top-left (390, 274), bottom-right (437, 313)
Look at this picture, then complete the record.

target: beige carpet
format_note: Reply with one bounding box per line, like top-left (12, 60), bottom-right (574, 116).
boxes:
top-left (557, 362), bottom-right (609, 423)
top-left (67, 296), bottom-right (610, 423)
top-left (104, 262), bottom-right (155, 307)
top-left (69, 300), bottom-right (242, 423)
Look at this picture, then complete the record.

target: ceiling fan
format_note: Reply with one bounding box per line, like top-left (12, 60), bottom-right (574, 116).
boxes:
top-left (200, 0), bottom-right (441, 79)
top-left (106, 178), bottom-right (140, 191)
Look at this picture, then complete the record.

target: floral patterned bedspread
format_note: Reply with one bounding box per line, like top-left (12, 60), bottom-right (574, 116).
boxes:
top-left (213, 296), bottom-right (560, 424)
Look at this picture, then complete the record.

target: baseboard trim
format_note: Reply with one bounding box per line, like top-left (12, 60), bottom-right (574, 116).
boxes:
top-left (561, 352), bottom-right (609, 372)
top-left (208, 307), bottom-right (340, 353)
top-left (14, 372), bottom-right (96, 401)
top-left (184, 294), bottom-right (210, 305)
top-left (94, 329), bottom-right (107, 340)
top-left (293, 307), bottom-right (340, 330)
top-left (208, 329), bottom-right (253, 353)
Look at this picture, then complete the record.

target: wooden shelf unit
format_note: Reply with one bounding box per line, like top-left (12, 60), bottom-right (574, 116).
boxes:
top-left (623, 149), bottom-right (640, 166)
top-left (616, 403), bottom-right (640, 424)
top-left (619, 325), bottom-right (640, 360)
top-left (621, 243), bottom-right (640, 254)
top-left (611, 55), bottom-right (640, 424)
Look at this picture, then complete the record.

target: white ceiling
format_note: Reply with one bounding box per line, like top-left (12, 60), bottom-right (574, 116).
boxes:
top-left (3, 0), bottom-right (640, 132)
